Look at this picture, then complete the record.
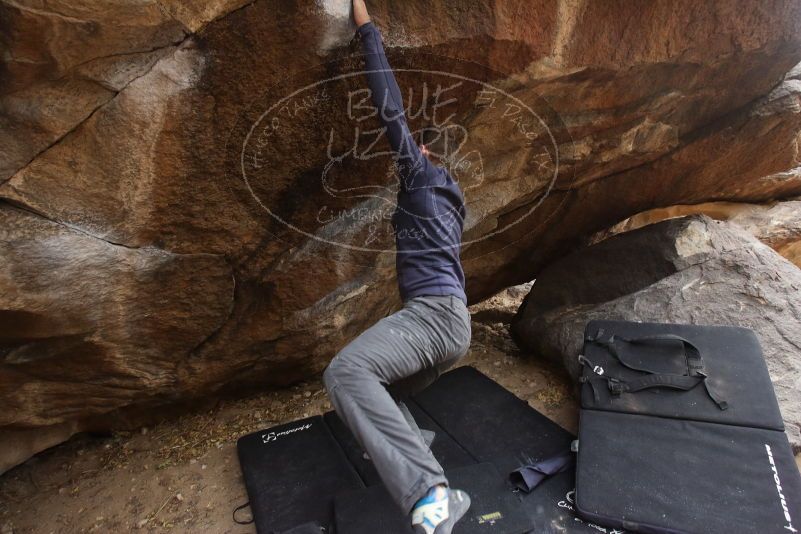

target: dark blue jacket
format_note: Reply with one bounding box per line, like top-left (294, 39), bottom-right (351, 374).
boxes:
top-left (357, 22), bottom-right (467, 305)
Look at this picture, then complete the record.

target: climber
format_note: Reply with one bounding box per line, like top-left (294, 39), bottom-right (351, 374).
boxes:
top-left (322, 1), bottom-right (472, 533)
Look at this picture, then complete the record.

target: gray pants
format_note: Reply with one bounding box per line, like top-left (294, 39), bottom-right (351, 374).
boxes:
top-left (323, 294), bottom-right (471, 513)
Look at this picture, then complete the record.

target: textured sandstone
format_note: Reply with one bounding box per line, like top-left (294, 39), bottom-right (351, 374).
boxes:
top-left (595, 199), bottom-right (801, 267)
top-left (2, 0), bottom-right (801, 470)
top-left (0, 0), bottom-right (187, 181)
top-left (0, 204), bottom-right (234, 471)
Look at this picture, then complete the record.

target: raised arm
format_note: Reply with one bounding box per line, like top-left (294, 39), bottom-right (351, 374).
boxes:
top-left (353, 3), bottom-right (434, 191)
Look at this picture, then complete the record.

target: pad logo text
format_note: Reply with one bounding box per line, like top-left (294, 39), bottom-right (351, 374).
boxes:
top-left (262, 423), bottom-right (313, 444)
top-left (765, 444), bottom-right (797, 533)
top-left (557, 490), bottom-right (624, 534)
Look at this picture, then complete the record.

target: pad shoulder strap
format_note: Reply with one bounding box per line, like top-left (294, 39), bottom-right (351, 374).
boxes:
top-left (581, 328), bottom-right (728, 410)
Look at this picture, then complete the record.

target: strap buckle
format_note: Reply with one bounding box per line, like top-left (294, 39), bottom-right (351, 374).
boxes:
top-left (577, 354), bottom-right (605, 376)
top-left (608, 378), bottom-right (624, 395)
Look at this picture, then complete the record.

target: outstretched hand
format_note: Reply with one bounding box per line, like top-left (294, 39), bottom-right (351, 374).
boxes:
top-left (352, 0), bottom-right (371, 27)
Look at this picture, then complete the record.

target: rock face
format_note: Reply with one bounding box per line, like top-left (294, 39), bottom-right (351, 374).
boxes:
top-left (2, 1), bottom-right (801, 470)
top-left (511, 215), bottom-right (801, 451)
top-left (595, 199), bottom-right (801, 267)
top-left (0, 204), bottom-right (235, 470)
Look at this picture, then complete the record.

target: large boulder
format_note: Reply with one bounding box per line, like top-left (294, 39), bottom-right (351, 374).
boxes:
top-left (595, 199), bottom-right (801, 267)
top-left (0, 204), bottom-right (235, 471)
top-left (511, 215), bottom-right (801, 451)
top-left (2, 0), bottom-right (801, 469)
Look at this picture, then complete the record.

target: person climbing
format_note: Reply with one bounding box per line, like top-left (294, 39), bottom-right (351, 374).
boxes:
top-left (322, 1), bottom-right (472, 533)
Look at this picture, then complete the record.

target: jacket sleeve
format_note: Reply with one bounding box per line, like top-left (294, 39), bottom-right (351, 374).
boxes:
top-left (357, 22), bottom-right (436, 191)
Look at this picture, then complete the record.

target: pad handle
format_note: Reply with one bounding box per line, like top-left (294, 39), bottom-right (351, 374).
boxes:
top-left (583, 329), bottom-right (728, 410)
top-left (598, 333), bottom-right (703, 375)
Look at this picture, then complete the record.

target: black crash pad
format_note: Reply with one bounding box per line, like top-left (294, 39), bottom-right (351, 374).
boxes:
top-left (518, 470), bottom-right (627, 534)
top-left (325, 400), bottom-right (476, 487)
top-left (414, 367), bottom-right (615, 534)
top-left (577, 409), bottom-right (801, 533)
top-left (236, 415), bottom-right (364, 532)
top-left (580, 321), bottom-right (784, 430)
top-left (238, 366), bottom-right (591, 534)
top-left (575, 321), bottom-right (801, 534)
top-left (413, 366), bottom-right (575, 476)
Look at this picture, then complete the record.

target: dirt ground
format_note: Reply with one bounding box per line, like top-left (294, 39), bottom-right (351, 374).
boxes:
top-left (3, 288), bottom-right (797, 534)
top-left (0, 287), bottom-right (579, 534)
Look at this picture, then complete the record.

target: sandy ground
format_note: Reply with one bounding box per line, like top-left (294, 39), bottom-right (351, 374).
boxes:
top-left (0, 288), bottom-right (580, 534)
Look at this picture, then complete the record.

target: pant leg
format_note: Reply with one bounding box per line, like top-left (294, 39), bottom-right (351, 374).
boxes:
top-left (387, 348), bottom-right (460, 402)
top-left (396, 400), bottom-right (437, 450)
top-left (323, 294), bottom-right (471, 513)
top-left (388, 296), bottom-right (471, 401)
